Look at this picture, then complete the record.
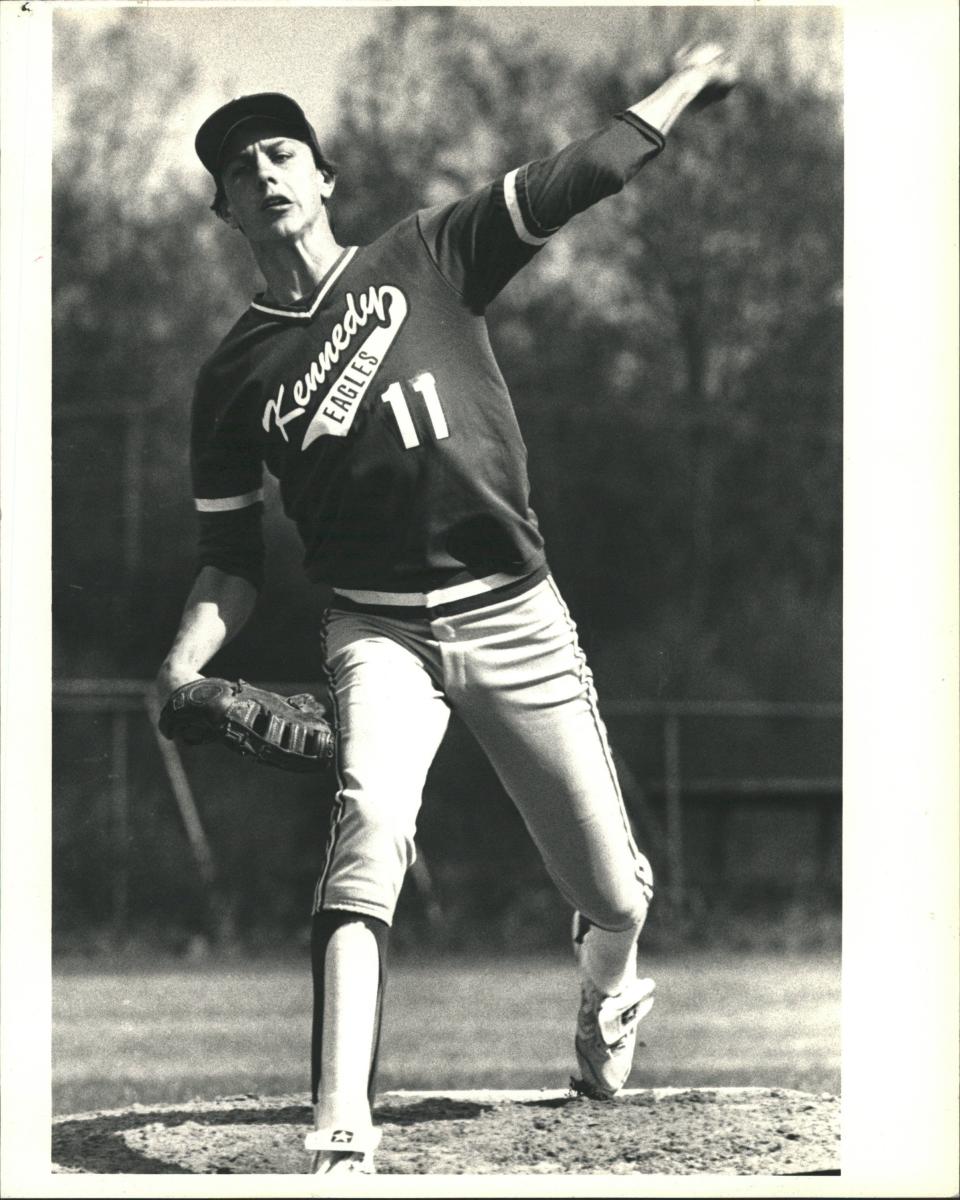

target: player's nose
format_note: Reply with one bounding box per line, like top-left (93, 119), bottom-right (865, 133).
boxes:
top-left (250, 148), bottom-right (278, 185)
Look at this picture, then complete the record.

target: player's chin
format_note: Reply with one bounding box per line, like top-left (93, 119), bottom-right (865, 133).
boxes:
top-left (252, 209), bottom-right (302, 240)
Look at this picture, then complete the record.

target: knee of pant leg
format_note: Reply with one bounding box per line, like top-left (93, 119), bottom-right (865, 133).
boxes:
top-left (628, 851), bottom-right (655, 924)
top-left (636, 852), bottom-right (654, 907)
top-left (314, 794), bottom-right (417, 922)
top-left (586, 853), bottom-right (654, 932)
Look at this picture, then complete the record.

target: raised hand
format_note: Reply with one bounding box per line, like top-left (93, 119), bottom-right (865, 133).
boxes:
top-left (671, 42), bottom-right (739, 108)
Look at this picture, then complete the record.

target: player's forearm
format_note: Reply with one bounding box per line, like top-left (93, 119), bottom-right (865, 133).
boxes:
top-left (156, 566), bottom-right (258, 698)
top-left (630, 44), bottom-right (738, 134)
top-left (517, 118), bottom-right (664, 236)
top-left (628, 67), bottom-right (711, 135)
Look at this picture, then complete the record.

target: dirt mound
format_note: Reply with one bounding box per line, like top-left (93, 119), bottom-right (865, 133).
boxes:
top-left (52, 1086), bottom-right (839, 1175)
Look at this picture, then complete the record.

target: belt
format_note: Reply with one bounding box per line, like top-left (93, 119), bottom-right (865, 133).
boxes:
top-left (330, 564), bottom-right (549, 617)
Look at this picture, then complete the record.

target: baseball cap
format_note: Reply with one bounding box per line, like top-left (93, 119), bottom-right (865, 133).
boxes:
top-left (195, 92), bottom-right (325, 176)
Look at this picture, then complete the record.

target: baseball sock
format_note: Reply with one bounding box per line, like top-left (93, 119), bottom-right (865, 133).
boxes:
top-left (579, 921), bottom-right (640, 997)
top-left (310, 909), bottom-right (389, 1117)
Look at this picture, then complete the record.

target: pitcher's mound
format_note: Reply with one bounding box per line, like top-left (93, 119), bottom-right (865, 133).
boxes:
top-left (53, 1086), bottom-right (839, 1175)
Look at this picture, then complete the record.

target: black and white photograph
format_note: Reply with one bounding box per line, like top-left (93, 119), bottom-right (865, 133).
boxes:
top-left (0, 1), bottom-right (956, 1194)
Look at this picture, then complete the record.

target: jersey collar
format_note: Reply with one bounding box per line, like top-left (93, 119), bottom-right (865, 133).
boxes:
top-left (250, 245), bottom-right (358, 320)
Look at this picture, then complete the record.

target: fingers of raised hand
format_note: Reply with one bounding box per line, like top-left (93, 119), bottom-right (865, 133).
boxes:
top-left (673, 42), bottom-right (738, 84)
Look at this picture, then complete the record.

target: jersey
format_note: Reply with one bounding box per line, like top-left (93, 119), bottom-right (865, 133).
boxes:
top-left (190, 112), bottom-right (665, 598)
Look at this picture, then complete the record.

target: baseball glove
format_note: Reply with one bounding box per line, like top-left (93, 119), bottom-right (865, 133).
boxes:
top-left (159, 677), bottom-right (335, 773)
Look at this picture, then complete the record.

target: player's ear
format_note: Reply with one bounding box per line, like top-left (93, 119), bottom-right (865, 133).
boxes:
top-left (220, 200), bottom-right (243, 232)
top-left (319, 172), bottom-right (336, 201)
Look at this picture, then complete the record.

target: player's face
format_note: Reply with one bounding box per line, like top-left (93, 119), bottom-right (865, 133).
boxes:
top-left (220, 125), bottom-right (333, 244)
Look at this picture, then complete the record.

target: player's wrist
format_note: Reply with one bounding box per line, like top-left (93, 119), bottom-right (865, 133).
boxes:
top-left (668, 44), bottom-right (738, 110)
top-left (674, 63), bottom-right (713, 98)
top-left (666, 59), bottom-right (728, 111)
top-left (155, 661), bottom-right (203, 705)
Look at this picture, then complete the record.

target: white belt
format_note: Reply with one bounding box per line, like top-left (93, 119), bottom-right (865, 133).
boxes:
top-left (332, 571), bottom-right (524, 609)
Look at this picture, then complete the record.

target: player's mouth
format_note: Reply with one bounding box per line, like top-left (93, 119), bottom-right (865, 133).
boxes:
top-left (261, 195), bottom-right (293, 213)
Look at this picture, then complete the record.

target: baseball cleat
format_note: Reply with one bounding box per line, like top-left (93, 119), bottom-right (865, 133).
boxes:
top-left (573, 974), bottom-right (656, 1098)
top-left (305, 1124), bottom-right (381, 1175)
top-left (572, 912), bottom-right (655, 1099)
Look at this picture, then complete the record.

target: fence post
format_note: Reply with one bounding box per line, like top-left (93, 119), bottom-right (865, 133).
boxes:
top-left (663, 712), bottom-right (684, 911)
top-left (110, 711), bottom-right (129, 943)
top-left (143, 694), bottom-right (217, 890)
top-left (142, 693), bottom-right (233, 945)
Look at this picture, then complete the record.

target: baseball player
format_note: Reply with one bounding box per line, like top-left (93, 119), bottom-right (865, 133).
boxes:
top-left (156, 42), bottom-right (737, 1174)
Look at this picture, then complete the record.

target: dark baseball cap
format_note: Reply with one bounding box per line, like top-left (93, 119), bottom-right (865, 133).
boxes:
top-left (195, 92), bottom-right (325, 176)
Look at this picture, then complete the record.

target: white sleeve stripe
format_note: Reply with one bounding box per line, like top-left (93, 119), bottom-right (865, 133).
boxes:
top-left (195, 489), bottom-right (264, 512)
top-left (503, 168), bottom-right (551, 247)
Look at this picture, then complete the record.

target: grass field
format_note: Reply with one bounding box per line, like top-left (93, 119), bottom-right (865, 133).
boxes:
top-left (53, 950), bottom-right (840, 1116)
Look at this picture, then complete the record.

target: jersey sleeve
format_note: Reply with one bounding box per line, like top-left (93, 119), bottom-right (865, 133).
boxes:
top-left (417, 112), bottom-right (665, 311)
top-left (190, 367), bottom-right (266, 590)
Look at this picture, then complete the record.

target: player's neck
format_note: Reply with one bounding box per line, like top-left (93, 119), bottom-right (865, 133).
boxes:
top-left (253, 220), bottom-right (344, 306)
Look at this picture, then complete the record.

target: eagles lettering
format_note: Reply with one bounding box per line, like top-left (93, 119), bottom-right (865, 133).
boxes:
top-left (261, 286), bottom-right (409, 446)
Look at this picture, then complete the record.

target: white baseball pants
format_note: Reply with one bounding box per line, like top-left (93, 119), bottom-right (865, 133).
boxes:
top-left (313, 576), bottom-right (653, 930)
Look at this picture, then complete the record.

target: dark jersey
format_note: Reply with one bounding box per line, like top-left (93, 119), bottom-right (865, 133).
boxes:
top-left (191, 113), bottom-right (664, 596)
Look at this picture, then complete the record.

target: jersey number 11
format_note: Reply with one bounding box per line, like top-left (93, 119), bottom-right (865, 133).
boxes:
top-left (381, 372), bottom-right (449, 450)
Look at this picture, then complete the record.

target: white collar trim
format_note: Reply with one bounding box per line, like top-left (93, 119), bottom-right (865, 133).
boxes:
top-left (251, 245), bottom-right (358, 319)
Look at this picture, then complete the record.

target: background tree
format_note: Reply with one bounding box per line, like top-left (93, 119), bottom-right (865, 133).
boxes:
top-left (52, 20), bottom-right (255, 677)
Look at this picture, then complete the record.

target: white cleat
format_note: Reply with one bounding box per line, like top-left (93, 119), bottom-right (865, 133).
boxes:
top-left (305, 1124), bottom-right (381, 1175)
top-left (573, 975), bottom-right (656, 1098)
top-left (571, 912), bottom-right (655, 1099)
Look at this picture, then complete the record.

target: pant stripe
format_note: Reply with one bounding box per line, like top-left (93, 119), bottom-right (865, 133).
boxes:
top-left (313, 608), bottom-right (348, 915)
top-left (545, 577), bottom-right (651, 903)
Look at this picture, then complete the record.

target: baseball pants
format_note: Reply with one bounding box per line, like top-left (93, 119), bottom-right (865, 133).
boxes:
top-left (312, 575), bottom-right (653, 930)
